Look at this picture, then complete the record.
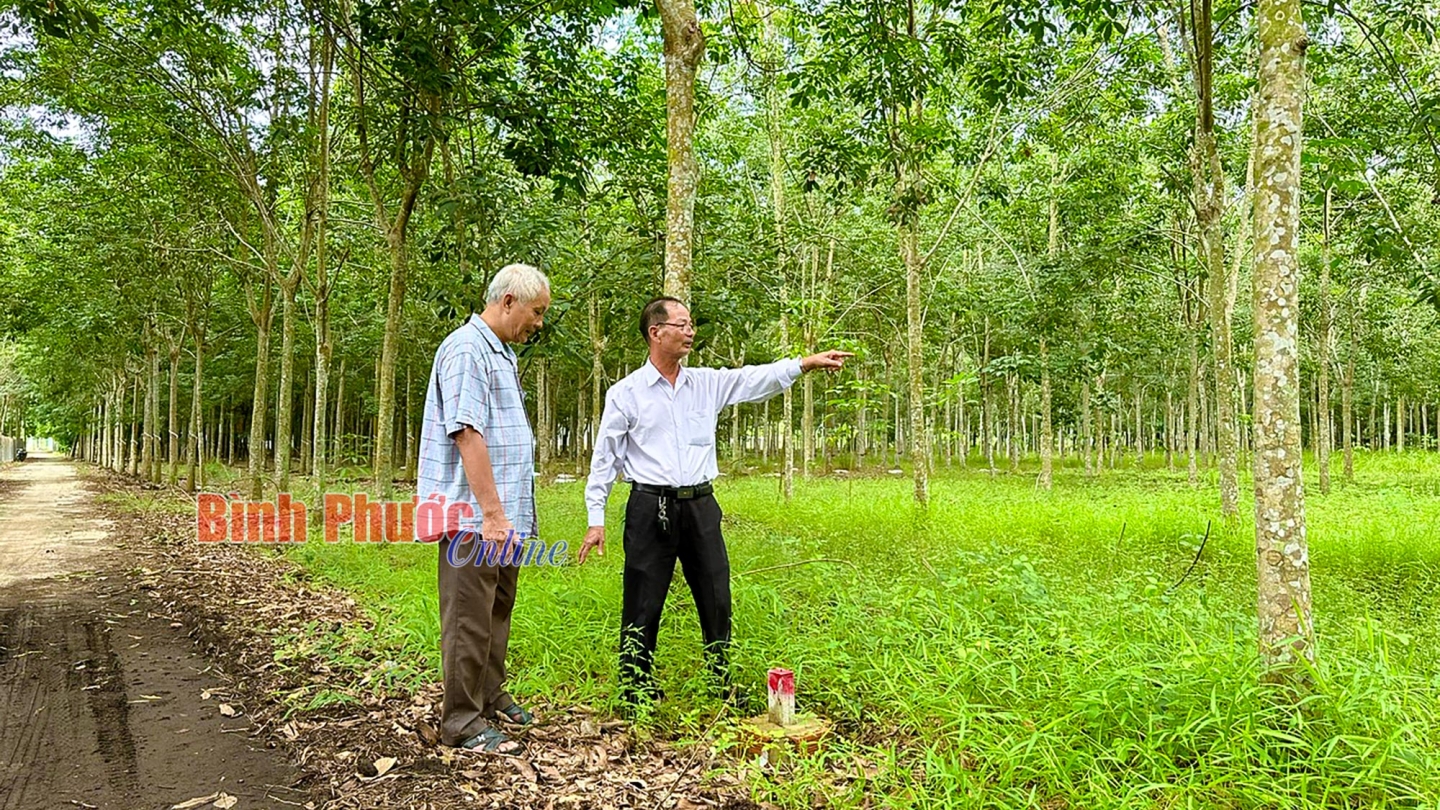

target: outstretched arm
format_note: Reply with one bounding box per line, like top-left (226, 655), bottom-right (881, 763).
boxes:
top-left (712, 351), bottom-right (855, 408)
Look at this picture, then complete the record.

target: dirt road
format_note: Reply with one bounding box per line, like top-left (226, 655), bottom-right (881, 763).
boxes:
top-left (0, 455), bottom-right (303, 810)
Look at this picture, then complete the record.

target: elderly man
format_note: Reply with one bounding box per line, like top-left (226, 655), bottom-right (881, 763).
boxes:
top-left (579, 296), bottom-right (850, 705)
top-left (416, 263), bottom-right (550, 754)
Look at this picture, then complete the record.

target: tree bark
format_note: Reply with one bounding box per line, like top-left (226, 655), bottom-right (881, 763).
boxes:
top-left (186, 330), bottom-right (205, 493)
top-left (301, 368), bottom-right (314, 477)
top-left (166, 339), bottom-right (181, 486)
top-left (1039, 175), bottom-right (1057, 490)
top-left (537, 357), bottom-right (552, 474)
top-left (1317, 187), bottom-right (1333, 493)
top-left (1198, 118), bottom-right (1239, 514)
top-left (657, 0), bottom-right (704, 300)
top-left (1252, 0), bottom-right (1314, 669)
top-left (310, 32), bottom-right (335, 493)
top-left (1187, 328), bottom-right (1200, 486)
top-left (128, 375), bottom-right (139, 477)
top-left (1397, 396), bottom-right (1406, 452)
top-left (983, 317), bottom-right (995, 474)
top-left (902, 214), bottom-right (927, 502)
top-left (245, 280), bottom-right (275, 498)
top-left (588, 289), bottom-right (605, 456)
top-left (1007, 373), bottom-right (1020, 474)
top-left (275, 279), bottom-right (299, 490)
top-left (143, 337), bottom-right (159, 482)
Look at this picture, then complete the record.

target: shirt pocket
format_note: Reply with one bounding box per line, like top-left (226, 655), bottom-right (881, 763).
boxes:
top-left (687, 411), bottom-right (715, 446)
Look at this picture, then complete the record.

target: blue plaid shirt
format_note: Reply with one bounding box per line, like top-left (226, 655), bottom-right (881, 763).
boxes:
top-left (415, 315), bottom-right (537, 541)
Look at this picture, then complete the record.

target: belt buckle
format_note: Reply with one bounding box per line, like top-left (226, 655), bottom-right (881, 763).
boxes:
top-left (677, 486), bottom-right (694, 499)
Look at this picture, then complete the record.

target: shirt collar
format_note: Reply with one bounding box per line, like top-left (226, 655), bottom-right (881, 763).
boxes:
top-left (469, 314), bottom-right (510, 356)
top-left (643, 359), bottom-right (687, 388)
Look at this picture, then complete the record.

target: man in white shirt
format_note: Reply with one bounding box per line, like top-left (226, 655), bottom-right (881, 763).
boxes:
top-left (579, 296), bottom-right (851, 705)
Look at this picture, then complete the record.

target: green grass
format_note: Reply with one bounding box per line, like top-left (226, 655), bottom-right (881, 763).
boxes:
top-left (200, 452), bottom-right (1440, 808)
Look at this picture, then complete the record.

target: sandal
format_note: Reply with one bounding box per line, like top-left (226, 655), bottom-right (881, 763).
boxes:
top-left (494, 701), bottom-right (534, 726)
top-left (458, 726), bottom-right (523, 756)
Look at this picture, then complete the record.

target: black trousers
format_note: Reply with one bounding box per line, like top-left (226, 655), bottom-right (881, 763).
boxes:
top-left (620, 488), bottom-right (730, 699)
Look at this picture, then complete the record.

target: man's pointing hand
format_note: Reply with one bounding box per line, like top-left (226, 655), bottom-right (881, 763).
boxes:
top-left (801, 350), bottom-right (854, 372)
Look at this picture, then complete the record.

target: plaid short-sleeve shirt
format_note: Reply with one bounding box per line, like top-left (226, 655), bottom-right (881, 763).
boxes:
top-left (415, 315), bottom-right (537, 540)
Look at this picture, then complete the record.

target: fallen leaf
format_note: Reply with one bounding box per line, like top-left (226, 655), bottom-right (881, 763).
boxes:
top-left (373, 756), bottom-right (397, 777)
top-left (212, 794), bottom-right (237, 810)
top-left (201, 690), bottom-right (212, 700)
top-left (218, 704), bottom-right (236, 717)
top-left (169, 794), bottom-right (218, 810)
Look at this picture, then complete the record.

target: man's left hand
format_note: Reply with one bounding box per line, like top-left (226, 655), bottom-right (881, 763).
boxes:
top-left (801, 350), bottom-right (854, 372)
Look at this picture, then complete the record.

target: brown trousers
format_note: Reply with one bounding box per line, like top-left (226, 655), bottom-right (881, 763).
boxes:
top-left (437, 534), bottom-right (519, 746)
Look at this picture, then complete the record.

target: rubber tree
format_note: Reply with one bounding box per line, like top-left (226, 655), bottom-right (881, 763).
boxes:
top-left (1251, 0), bottom-right (1314, 670)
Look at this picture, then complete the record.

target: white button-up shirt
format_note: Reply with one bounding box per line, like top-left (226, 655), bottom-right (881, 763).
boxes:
top-left (585, 358), bottom-right (803, 526)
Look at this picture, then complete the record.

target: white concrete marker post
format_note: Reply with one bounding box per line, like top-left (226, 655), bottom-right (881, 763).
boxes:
top-left (767, 668), bottom-right (795, 727)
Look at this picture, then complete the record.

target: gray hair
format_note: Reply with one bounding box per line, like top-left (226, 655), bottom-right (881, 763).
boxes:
top-left (485, 263), bottom-right (550, 305)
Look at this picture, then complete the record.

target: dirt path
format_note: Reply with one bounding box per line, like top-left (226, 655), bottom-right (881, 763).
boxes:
top-left (0, 455), bottom-right (304, 810)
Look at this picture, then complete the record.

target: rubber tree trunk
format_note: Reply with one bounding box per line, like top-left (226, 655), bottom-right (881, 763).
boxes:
top-left (310, 33), bottom-right (335, 495)
top-left (332, 359), bottom-right (346, 467)
top-left (275, 279), bottom-right (299, 491)
top-left (657, 0), bottom-right (704, 301)
top-left (902, 212), bottom-right (928, 504)
top-left (1007, 373), bottom-right (1020, 474)
top-left (1317, 188), bottom-right (1334, 494)
top-left (982, 317), bottom-right (995, 474)
top-left (300, 368), bottom-right (314, 476)
top-left (537, 357), bottom-right (552, 473)
top-left (143, 339), bottom-right (158, 482)
top-left (1191, 25), bottom-right (1239, 516)
top-left (755, 1), bottom-right (791, 496)
top-left (1187, 329), bottom-right (1200, 486)
top-left (588, 289), bottom-right (605, 454)
top-left (167, 342), bottom-right (180, 486)
top-left (128, 375), bottom-right (138, 477)
top-left (374, 239), bottom-right (408, 495)
top-left (246, 282), bottom-right (275, 499)
top-left (1252, 0), bottom-right (1314, 670)
top-left (1039, 174), bottom-right (1057, 490)
top-left (1341, 305), bottom-right (1355, 480)
top-left (186, 333), bottom-right (205, 493)
top-left (1397, 396), bottom-right (1406, 452)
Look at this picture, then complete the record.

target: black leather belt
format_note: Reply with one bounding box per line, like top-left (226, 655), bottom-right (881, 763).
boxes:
top-left (631, 481), bottom-right (714, 500)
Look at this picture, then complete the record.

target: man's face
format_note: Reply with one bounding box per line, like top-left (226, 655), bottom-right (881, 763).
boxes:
top-left (650, 302), bottom-right (694, 358)
top-left (501, 290), bottom-right (550, 344)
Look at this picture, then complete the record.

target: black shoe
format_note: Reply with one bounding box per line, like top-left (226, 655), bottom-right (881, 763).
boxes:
top-left (455, 726), bottom-right (523, 756)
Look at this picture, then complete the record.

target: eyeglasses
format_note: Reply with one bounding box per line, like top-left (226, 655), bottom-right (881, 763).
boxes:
top-left (655, 320), bottom-right (695, 332)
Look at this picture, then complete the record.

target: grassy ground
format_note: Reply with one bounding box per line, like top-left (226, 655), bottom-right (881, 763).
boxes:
top-left (201, 452), bottom-right (1439, 809)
